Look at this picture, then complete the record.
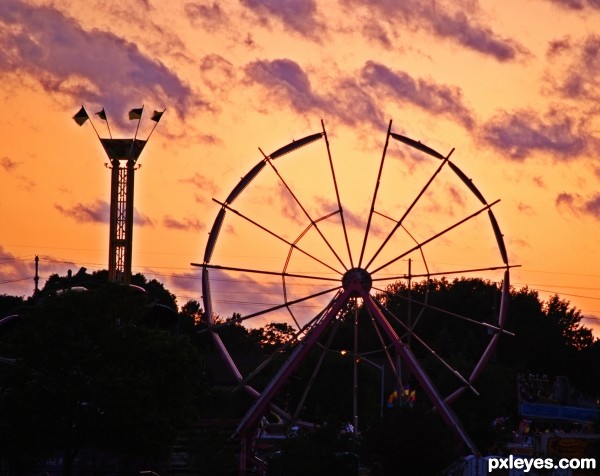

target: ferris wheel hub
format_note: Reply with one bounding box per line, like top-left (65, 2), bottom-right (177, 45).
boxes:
top-left (341, 267), bottom-right (372, 293)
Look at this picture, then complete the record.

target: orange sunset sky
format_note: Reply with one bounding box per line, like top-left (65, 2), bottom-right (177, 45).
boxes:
top-left (1, 0), bottom-right (599, 337)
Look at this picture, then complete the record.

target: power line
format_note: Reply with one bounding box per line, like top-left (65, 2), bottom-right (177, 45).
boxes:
top-left (526, 288), bottom-right (600, 302)
top-left (0, 255), bottom-right (35, 263)
top-left (0, 277), bottom-right (31, 285)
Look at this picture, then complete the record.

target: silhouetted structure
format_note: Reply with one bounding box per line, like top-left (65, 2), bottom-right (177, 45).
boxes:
top-left (73, 106), bottom-right (164, 284)
top-left (103, 137), bottom-right (146, 283)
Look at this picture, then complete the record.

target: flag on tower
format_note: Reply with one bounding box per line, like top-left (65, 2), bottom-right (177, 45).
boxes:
top-left (151, 110), bottom-right (164, 123)
top-left (73, 106), bottom-right (89, 126)
top-left (96, 108), bottom-right (107, 121)
top-left (128, 107), bottom-right (143, 120)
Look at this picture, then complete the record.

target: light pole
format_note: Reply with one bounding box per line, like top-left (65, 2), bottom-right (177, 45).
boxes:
top-left (340, 350), bottom-right (385, 421)
top-left (358, 355), bottom-right (385, 418)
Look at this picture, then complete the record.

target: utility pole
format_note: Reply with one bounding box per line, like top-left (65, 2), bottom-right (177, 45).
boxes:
top-left (34, 255), bottom-right (39, 293)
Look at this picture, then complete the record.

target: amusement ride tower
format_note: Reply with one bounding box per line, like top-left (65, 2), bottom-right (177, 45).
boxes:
top-left (73, 106), bottom-right (164, 284)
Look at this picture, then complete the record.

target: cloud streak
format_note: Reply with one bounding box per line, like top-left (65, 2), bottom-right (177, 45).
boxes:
top-left (179, 173), bottom-right (218, 195)
top-left (185, 2), bottom-right (228, 32)
top-left (481, 109), bottom-right (589, 161)
top-left (360, 61), bottom-right (475, 129)
top-left (0, 246), bottom-right (33, 290)
top-left (243, 58), bottom-right (385, 128)
top-left (342, 0), bottom-right (525, 61)
top-left (55, 199), bottom-right (153, 225)
top-left (245, 58), bottom-right (477, 130)
top-left (245, 58), bottom-right (324, 114)
top-left (556, 192), bottom-right (600, 220)
top-left (54, 199), bottom-right (110, 224)
top-left (241, 0), bottom-right (321, 38)
top-left (547, 35), bottom-right (600, 101)
top-left (546, 0), bottom-right (600, 10)
top-left (163, 215), bottom-right (204, 231)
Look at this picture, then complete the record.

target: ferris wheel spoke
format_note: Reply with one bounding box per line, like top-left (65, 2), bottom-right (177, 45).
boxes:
top-left (364, 148), bottom-right (453, 270)
top-left (371, 263), bottom-right (519, 283)
top-left (211, 199), bottom-right (344, 276)
top-left (265, 155), bottom-right (349, 271)
top-left (358, 120), bottom-right (392, 268)
top-left (374, 300), bottom-right (480, 396)
top-left (233, 311), bottom-right (328, 393)
top-left (372, 285), bottom-right (514, 336)
top-left (235, 287), bottom-right (353, 437)
top-left (363, 306), bottom-right (401, 384)
top-left (322, 120), bottom-right (354, 268)
top-left (360, 291), bottom-right (479, 454)
top-left (291, 318), bottom-right (343, 428)
top-left (281, 209), bottom-right (342, 273)
top-left (231, 294), bottom-right (346, 397)
top-left (195, 263), bottom-right (340, 283)
top-left (370, 199), bottom-right (501, 275)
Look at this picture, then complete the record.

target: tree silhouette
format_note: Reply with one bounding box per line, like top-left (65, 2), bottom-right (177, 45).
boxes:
top-left (0, 283), bottom-right (202, 475)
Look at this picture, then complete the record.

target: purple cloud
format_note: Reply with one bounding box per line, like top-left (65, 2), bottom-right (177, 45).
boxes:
top-left (556, 192), bottom-right (600, 219)
top-left (245, 58), bottom-right (476, 130)
top-left (133, 210), bottom-right (154, 226)
top-left (241, 0), bottom-right (321, 37)
top-left (481, 109), bottom-right (588, 160)
top-left (245, 58), bottom-right (384, 127)
top-left (0, 246), bottom-right (33, 290)
top-left (429, 9), bottom-right (524, 61)
top-left (547, 0), bottom-right (600, 9)
top-left (179, 172), bottom-right (219, 204)
top-left (184, 2), bottom-right (228, 31)
top-left (245, 58), bottom-right (322, 113)
top-left (584, 196), bottom-right (600, 218)
top-left (179, 173), bottom-right (218, 195)
top-left (198, 54), bottom-right (237, 103)
top-left (0, 0), bottom-right (205, 124)
top-left (163, 215), bottom-right (204, 231)
top-left (55, 199), bottom-right (110, 224)
top-left (330, 78), bottom-right (384, 128)
top-left (161, 269), bottom-right (201, 295)
top-left (54, 199), bottom-right (153, 226)
top-left (342, 0), bottom-right (525, 61)
top-left (361, 22), bottom-right (392, 48)
top-left (556, 192), bottom-right (576, 208)
top-left (199, 54), bottom-right (235, 78)
top-left (547, 37), bottom-right (573, 56)
top-left (0, 246), bottom-right (82, 298)
top-left (547, 35), bottom-right (600, 100)
top-left (312, 196), bottom-right (390, 239)
top-left (360, 61), bottom-right (475, 129)
top-left (447, 185), bottom-right (466, 209)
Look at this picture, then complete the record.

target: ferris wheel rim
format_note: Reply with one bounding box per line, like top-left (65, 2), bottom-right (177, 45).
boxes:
top-left (197, 121), bottom-right (512, 451)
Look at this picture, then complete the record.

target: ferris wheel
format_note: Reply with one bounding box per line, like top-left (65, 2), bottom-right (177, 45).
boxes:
top-left (194, 120), bottom-right (514, 472)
